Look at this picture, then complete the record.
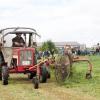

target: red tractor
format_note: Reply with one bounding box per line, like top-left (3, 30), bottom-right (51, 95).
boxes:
top-left (0, 27), bottom-right (50, 89)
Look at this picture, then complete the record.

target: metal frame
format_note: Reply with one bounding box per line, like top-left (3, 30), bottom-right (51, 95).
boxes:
top-left (0, 27), bottom-right (41, 47)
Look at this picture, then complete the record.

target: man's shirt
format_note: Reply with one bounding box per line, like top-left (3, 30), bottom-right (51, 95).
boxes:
top-left (12, 36), bottom-right (25, 47)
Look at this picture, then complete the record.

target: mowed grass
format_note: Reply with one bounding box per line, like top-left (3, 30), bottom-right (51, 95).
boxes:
top-left (0, 74), bottom-right (43, 100)
top-left (0, 55), bottom-right (100, 100)
top-left (63, 55), bottom-right (100, 99)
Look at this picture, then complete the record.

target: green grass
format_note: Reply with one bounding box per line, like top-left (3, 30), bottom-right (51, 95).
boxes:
top-left (63, 55), bottom-right (100, 99)
top-left (0, 55), bottom-right (100, 100)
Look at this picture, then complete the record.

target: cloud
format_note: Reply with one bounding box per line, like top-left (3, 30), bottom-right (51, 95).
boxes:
top-left (0, 0), bottom-right (100, 47)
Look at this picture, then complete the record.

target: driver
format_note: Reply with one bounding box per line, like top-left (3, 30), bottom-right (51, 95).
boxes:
top-left (12, 33), bottom-right (25, 47)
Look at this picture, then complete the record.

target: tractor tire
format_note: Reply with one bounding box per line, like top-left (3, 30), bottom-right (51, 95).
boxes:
top-left (2, 65), bottom-right (9, 85)
top-left (32, 77), bottom-right (39, 89)
top-left (40, 65), bottom-right (47, 83)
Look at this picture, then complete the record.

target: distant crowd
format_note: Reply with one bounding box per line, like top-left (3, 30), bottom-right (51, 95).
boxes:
top-left (36, 43), bottom-right (100, 60)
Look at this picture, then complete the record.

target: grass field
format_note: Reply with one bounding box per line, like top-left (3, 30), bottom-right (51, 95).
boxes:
top-left (64, 55), bottom-right (100, 99)
top-left (0, 55), bottom-right (100, 100)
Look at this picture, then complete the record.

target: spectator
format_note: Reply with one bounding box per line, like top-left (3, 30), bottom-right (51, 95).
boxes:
top-left (77, 49), bottom-right (81, 55)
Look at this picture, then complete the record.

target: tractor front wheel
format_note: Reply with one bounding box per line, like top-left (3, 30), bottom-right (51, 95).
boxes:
top-left (2, 65), bottom-right (9, 85)
top-left (40, 65), bottom-right (47, 83)
top-left (32, 77), bottom-right (39, 89)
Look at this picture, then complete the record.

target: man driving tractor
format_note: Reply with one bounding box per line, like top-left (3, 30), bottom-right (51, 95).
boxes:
top-left (12, 33), bottom-right (25, 47)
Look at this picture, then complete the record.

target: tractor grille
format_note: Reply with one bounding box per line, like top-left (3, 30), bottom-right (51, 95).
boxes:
top-left (19, 50), bottom-right (33, 66)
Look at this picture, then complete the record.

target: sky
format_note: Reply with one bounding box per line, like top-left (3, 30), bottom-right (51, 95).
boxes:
top-left (0, 0), bottom-right (100, 47)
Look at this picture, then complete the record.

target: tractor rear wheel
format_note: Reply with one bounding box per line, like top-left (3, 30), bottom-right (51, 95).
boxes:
top-left (32, 77), bottom-right (39, 89)
top-left (2, 65), bottom-right (9, 85)
top-left (40, 65), bottom-right (47, 83)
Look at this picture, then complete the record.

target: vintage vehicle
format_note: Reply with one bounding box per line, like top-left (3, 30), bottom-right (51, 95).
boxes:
top-left (0, 27), bottom-right (50, 89)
